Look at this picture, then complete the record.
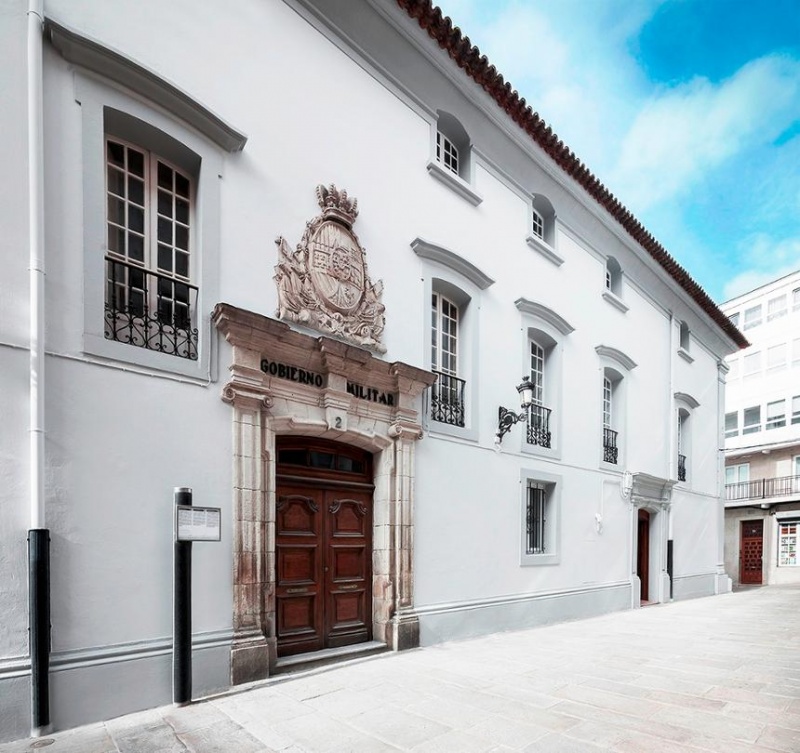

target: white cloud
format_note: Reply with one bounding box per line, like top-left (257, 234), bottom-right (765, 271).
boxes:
top-left (611, 56), bottom-right (800, 212)
top-left (722, 235), bottom-right (800, 301)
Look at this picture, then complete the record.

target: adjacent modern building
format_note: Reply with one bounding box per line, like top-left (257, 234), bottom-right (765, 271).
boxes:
top-left (0, 0), bottom-right (745, 741)
top-left (721, 270), bottom-right (800, 586)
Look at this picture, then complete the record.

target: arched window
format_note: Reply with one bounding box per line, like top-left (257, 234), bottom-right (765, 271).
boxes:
top-left (679, 321), bottom-right (690, 351)
top-left (435, 111), bottom-right (471, 182)
top-left (606, 257), bottom-right (622, 296)
top-left (431, 284), bottom-right (467, 428)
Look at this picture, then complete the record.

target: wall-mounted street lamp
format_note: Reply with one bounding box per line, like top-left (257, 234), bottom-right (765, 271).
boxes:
top-left (495, 376), bottom-right (534, 444)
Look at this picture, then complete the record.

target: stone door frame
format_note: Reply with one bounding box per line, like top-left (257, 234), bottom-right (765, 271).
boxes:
top-left (214, 303), bottom-right (436, 684)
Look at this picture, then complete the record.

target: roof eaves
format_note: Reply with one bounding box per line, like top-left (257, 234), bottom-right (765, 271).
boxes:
top-left (396, 0), bottom-right (749, 350)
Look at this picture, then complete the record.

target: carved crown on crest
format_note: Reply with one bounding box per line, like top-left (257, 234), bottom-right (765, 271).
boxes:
top-left (316, 184), bottom-right (358, 228)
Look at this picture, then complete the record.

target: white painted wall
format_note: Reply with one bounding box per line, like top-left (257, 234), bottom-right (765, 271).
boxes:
top-left (0, 0), bottom-right (738, 740)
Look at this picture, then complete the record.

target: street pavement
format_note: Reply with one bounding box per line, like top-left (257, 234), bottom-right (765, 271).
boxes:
top-left (3, 585), bottom-right (800, 752)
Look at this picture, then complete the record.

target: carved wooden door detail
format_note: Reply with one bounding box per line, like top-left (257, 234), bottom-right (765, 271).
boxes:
top-left (275, 485), bottom-right (372, 656)
top-left (740, 520), bottom-right (763, 585)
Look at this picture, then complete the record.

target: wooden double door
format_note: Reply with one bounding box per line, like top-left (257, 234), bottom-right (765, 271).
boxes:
top-left (275, 439), bottom-right (373, 657)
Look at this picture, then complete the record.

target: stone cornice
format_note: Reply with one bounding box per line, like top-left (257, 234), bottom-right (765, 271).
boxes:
top-left (515, 298), bottom-right (574, 335)
top-left (213, 303), bottom-right (437, 399)
top-left (411, 237), bottom-right (495, 290)
top-left (595, 345), bottom-right (637, 372)
top-left (45, 19), bottom-right (247, 152)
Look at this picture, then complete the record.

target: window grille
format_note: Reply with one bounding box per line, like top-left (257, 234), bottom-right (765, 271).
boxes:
top-left (436, 131), bottom-right (459, 176)
top-left (104, 138), bottom-right (197, 360)
top-left (526, 486), bottom-right (546, 554)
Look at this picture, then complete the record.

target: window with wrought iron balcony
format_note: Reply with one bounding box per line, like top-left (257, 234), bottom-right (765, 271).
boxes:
top-left (678, 454), bottom-right (687, 481)
top-left (725, 458), bottom-right (800, 503)
top-left (104, 139), bottom-right (198, 361)
top-left (602, 375), bottom-right (618, 464)
top-left (430, 292), bottom-right (465, 427)
top-left (526, 339), bottom-right (552, 448)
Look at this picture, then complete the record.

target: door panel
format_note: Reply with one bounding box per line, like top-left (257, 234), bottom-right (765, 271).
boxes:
top-left (275, 491), bottom-right (323, 655)
top-left (740, 520), bottom-right (763, 585)
top-left (276, 486), bottom-right (372, 656)
top-left (325, 493), bottom-right (372, 648)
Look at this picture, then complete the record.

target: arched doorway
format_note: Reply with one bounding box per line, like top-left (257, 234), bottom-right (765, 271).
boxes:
top-left (274, 437), bottom-right (374, 657)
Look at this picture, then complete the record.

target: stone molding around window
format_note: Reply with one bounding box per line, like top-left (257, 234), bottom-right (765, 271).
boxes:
top-left (46, 19), bottom-right (247, 152)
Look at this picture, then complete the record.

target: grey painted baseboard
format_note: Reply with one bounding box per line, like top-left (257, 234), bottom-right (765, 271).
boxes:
top-left (417, 582), bottom-right (631, 646)
top-left (672, 573), bottom-right (717, 601)
top-left (0, 630), bottom-right (233, 743)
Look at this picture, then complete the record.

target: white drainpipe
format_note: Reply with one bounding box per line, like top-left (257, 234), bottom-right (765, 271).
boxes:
top-left (28, 0), bottom-right (45, 530)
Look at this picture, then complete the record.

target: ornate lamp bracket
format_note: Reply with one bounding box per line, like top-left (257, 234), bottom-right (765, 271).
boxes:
top-left (496, 406), bottom-right (527, 444)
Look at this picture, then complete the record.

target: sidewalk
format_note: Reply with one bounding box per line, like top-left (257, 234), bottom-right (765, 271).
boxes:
top-left (3, 586), bottom-right (800, 752)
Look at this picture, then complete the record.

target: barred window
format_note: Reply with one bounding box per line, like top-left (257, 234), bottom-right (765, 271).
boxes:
top-left (526, 485), bottom-right (547, 555)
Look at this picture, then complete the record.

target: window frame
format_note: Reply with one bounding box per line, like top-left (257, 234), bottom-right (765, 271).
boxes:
top-left (520, 469), bottom-right (561, 567)
top-left (767, 343), bottom-right (787, 372)
top-left (725, 463), bottom-right (750, 485)
top-left (743, 304), bottom-right (762, 330)
top-left (725, 411), bottom-right (739, 438)
top-left (427, 111), bottom-right (482, 205)
top-left (766, 400), bottom-right (786, 430)
top-left (778, 520), bottom-right (799, 567)
top-left (742, 405), bottom-right (761, 435)
top-left (767, 295), bottom-right (787, 321)
top-left (413, 238), bottom-right (492, 443)
top-left (77, 74), bottom-right (223, 379)
top-left (792, 396), bottom-right (800, 425)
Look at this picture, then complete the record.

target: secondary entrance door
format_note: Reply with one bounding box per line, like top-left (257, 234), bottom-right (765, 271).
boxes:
top-left (637, 509), bottom-right (650, 603)
top-left (275, 439), bottom-right (373, 657)
top-left (740, 520), bottom-right (763, 585)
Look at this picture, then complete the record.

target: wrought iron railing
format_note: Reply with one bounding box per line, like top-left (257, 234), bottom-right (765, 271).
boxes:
top-left (603, 427), bottom-right (618, 464)
top-left (430, 371), bottom-right (466, 427)
top-left (678, 454), bottom-right (687, 482)
top-left (526, 404), bottom-right (552, 448)
top-left (105, 256), bottom-right (198, 360)
top-left (726, 474), bottom-right (800, 502)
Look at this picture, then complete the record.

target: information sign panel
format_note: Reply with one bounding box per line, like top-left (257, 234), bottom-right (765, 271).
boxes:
top-left (176, 505), bottom-right (221, 542)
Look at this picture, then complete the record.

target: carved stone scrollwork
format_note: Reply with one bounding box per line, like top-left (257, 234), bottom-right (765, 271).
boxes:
top-left (388, 421), bottom-right (424, 440)
top-left (221, 383), bottom-right (272, 410)
top-left (274, 184), bottom-right (386, 353)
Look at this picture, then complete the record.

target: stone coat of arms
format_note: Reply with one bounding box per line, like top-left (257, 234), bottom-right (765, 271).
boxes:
top-left (274, 185), bottom-right (386, 353)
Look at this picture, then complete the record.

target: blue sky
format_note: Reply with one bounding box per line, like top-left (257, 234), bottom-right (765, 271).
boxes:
top-left (441, 0), bottom-right (800, 303)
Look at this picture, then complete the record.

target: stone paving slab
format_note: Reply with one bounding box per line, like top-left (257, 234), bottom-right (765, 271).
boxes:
top-left (3, 585), bottom-right (800, 752)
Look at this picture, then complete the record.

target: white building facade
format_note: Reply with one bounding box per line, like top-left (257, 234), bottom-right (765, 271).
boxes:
top-left (721, 271), bottom-right (800, 587)
top-left (0, 0), bottom-right (743, 741)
